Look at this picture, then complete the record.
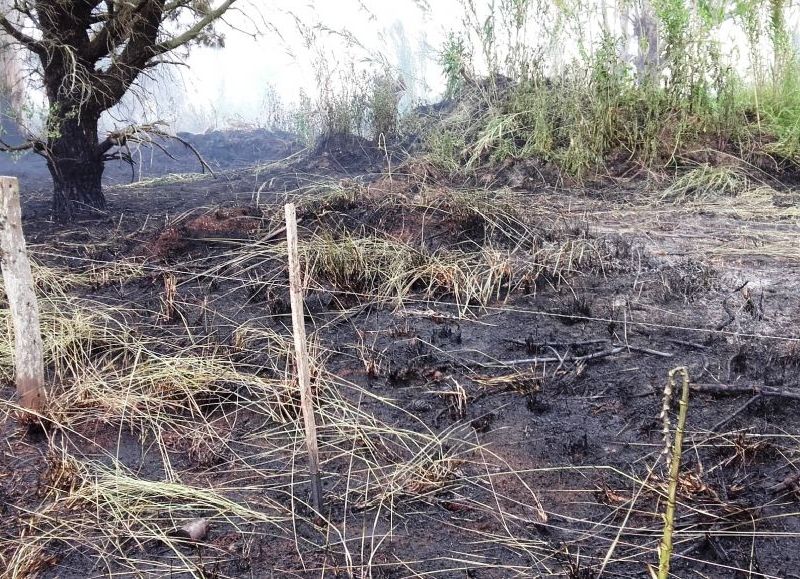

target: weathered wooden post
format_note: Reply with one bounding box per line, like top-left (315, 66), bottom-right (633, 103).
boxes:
top-left (0, 176), bottom-right (45, 415)
top-left (285, 203), bottom-right (323, 513)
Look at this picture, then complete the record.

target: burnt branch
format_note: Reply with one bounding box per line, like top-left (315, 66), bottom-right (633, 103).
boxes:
top-left (99, 122), bottom-right (215, 176)
top-left (154, 0), bottom-right (236, 54)
top-left (0, 137), bottom-right (36, 153)
top-left (85, 1), bottom-right (152, 63)
top-left (0, 14), bottom-right (45, 56)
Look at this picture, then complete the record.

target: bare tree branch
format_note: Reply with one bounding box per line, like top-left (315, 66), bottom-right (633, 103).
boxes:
top-left (0, 13), bottom-right (44, 56)
top-left (85, 0), bottom-right (149, 63)
top-left (98, 122), bottom-right (215, 175)
top-left (0, 137), bottom-right (35, 153)
top-left (154, 0), bottom-right (237, 54)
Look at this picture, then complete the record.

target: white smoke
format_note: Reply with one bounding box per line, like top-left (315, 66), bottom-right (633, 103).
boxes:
top-left (109, 0), bottom-right (456, 133)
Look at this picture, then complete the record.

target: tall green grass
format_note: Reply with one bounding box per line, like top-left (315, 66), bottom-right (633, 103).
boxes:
top-left (276, 18), bottom-right (405, 145)
top-left (428, 0), bottom-right (800, 178)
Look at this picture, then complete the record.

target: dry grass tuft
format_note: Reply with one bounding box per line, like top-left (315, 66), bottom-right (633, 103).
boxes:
top-left (660, 164), bottom-right (750, 204)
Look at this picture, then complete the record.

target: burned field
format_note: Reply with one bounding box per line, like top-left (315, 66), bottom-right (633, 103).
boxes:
top-left (1, 141), bottom-right (800, 578)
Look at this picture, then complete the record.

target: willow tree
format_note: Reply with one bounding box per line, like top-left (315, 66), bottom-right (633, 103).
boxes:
top-left (0, 1), bottom-right (237, 219)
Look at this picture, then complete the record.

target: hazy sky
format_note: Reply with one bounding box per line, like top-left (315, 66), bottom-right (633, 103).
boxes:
top-left (129, 0), bottom-right (459, 132)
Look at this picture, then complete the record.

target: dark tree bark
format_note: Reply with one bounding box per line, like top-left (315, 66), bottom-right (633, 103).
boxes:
top-left (46, 112), bottom-right (106, 220)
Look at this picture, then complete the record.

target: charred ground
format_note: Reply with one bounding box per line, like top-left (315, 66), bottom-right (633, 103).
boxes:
top-left (1, 127), bottom-right (800, 578)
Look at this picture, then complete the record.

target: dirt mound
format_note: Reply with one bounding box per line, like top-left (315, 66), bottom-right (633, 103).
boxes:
top-left (1, 123), bottom-right (305, 192)
top-left (150, 206), bottom-right (262, 259)
top-left (103, 127), bottom-right (302, 183)
top-left (173, 128), bottom-right (300, 170)
top-left (304, 133), bottom-right (387, 174)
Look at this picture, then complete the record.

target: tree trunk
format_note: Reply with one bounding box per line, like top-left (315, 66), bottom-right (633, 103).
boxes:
top-left (632, 0), bottom-right (661, 85)
top-left (45, 111), bottom-right (106, 220)
top-left (0, 0), bottom-right (25, 113)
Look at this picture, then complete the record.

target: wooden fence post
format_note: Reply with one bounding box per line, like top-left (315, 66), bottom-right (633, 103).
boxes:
top-left (285, 203), bottom-right (323, 513)
top-left (0, 176), bottom-right (45, 415)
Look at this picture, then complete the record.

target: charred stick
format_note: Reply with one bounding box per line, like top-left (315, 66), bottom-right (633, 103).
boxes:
top-left (486, 347), bottom-right (625, 367)
top-left (709, 394), bottom-right (762, 432)
top-left (770, 472), bottom-right (800, 493)
top-left (665, 338), bottom-right (710, 351)
top-left (614, 344), bottom-right (674, 358)
top-left (502, 338), bottom-right (609, 349)
top-left (692, 383), bottom-right (800, 401)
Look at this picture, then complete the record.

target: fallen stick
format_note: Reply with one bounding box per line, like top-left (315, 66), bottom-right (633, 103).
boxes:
top-left (502, 338), bottom-right (609, 349)
top-left (490, 343), bottom-right (676, 367)
top-left (665, 338), bottom-right (710, 351)
top-left (615, 344), bottom-right (674, 358)
top-left (485, 355), bottom-right (560, 366)
top-left (0, 176), bottom-right (45, 416)
top-left (691, 382), bottom-right (800, 401)
top-left (285, 203), bottom-right (323, 514)
top-left (770, 472), bottom-right (800, 493)
top-left (479, 347), bottom-right (625, 367)
top-left (576, 346), bottom-right (626, 362)
top-left (709, 394), bottom-right (762, 432)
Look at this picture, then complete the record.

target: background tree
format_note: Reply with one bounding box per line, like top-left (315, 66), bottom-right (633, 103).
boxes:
top-left (0, 1), bottom-right (24, 114)
top-left (0, 0), bottom-right (239, 220)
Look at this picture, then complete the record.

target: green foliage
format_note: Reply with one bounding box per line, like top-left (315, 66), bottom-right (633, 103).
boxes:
top-left (427, 129), bottom-right (467, 175)
top-left (427, 0), bottom-right (800, 178)
top-left (270, 19), bottom-right (405, 145)
top-left (368, 73), bottom-right (402, 141)
top-left (440, 32), bottom-right (471, 99)
top-left (270, 68), bottom-right (402, 144)
top-left (759, 74), bottom-right (800, 163)
top-left (292, 91), bottom-right (316, 145)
